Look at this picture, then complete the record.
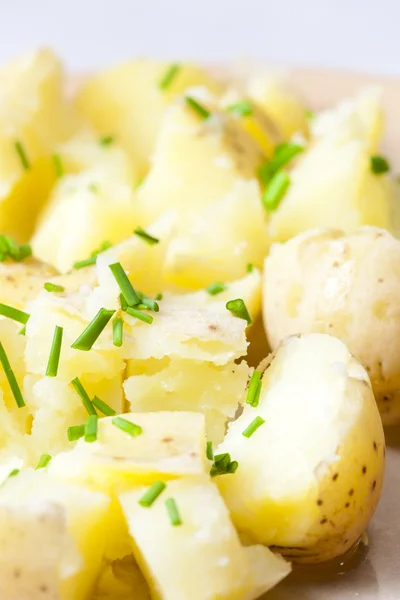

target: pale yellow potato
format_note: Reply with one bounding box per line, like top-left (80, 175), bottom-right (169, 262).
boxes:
top-left (0, 257), bottom-right (56, 309)
top-left (93, 556), bottom-right (151, 600)
top-left (120, 475), bottom-right (291, 600)
top-left (217, 334), bottom-right (384, 563)
top-left (76, 59), bottom-right (223, 176)
top-left (0, 469), bottom-right (109, 600)
top-left (263, 226), bottom-right (400, 425)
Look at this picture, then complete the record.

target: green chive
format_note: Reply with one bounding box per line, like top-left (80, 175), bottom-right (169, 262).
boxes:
top-left (45, 325), bottom-right (63, 377)
top-left (242, 416), bottom-right (265, 438)
top-left (206, 282), bottom-right (226, 296)
top-left (135, 177), bottom-right (145, 190)
top-left (206, 441), bottom-right (214, 461)
top-left (134, 227), bottom-right (159, 246)
top-left (19, 326), bottom-right (26, 336)
top-left (52, 154), bottom-right (64, 178)
top-left (139, 481), bottom-right (166, 507)
top-left (226, 298), bottom-right (252, 325)
top-left (112, 416), bottom-right (142, 438)
top-left (247, 263), bottom-right (254, 273)
top-left (155, 293), bottom-right (163, 301)
top-left (262, 170), bottom-right (290, 212)
top-left (35, 454), bottom-right (52, 470)
top-left (0, 341), bottom-right (25, 408)
top-left (44, 282), bottom-right (65, 293)
top-left (71, 377), bottom-right (97, 416)
top-left (71, 308), bottom-right (115, 351)
top-left (67, 424), bottom-right (85, 442)
top-left (371, 155), bottom-right (390, 175)
top-left (15, 141), bottom-right (30, 170)
top-left (112, 316), bottom-right (123, 347)
top-left (136, 292), bottom-right (159, 312)
top-left (109, 262), bottom-right (140, 306)
top-left (226, 99), bottom-right (253, 118)
top-left (73, 241), bottom-right (112, 269)
top-left (159, 63), bottom-right (181, 90)
top-left (0, 303), bottom-right (29, 325)
top-left (165, 498), bottom-right (182, 526)
top-left (259, 143), bottom-right (303, 185)
top-left (184, 96), bottom-right (210, 120)
top-left (8, 469), bottom-right (20, 478)
top-left (246, 370), bottom-right (262, 407)
top-left (125, 307), bottom-right (153, 324)
top-left (92, 395), bottom-right (116, 416)
top-left (210, 452), bottom-right (238, 477)
top-left (99, 135), bottom-right (114, 146)
top-left (84, 414), bottom-right (98, 443)
top-left (0, 235), bottom-right (31, 262)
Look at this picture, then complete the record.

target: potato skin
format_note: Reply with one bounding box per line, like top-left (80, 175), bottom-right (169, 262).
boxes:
top-left (263, 226), bottom-right (400, 425)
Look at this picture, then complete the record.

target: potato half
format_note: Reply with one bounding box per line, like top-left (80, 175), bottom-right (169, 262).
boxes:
top-left (217, 333), bottom-right (385, 563)
top-left (263, 226), bottom-right (400, 425)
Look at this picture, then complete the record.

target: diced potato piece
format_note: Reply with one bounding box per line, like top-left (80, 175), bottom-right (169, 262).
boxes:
top-left (120, 475), bottom-right (290, 600)
top-left (0, 470), bottom-right (109, 600)
top-left (76, 59), bottom-right (222, 176)
top-left (217, 334), bottom-right (385, 563)
top-left (0, 258), bottom-right (56, 309)
top-left (93, 556), bottom-right (151, 600)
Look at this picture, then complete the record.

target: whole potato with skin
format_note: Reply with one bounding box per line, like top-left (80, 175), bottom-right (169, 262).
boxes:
top-left (263, 226), bottom-right (400, 425)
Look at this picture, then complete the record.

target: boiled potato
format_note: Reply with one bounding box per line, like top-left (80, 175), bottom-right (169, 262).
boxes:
top-left (93, 556), bottom-right (151, 600)
top-left (0, 469), bottom-right (109, 600)
top-left (76, 59), bottom-right (222, 176)
top-left (120, 475), bottom-right (291, 600)
top-left (263, 226), bottom-right (400, 425)
top-left (217, 333), bottom-right (385, 563)
top-left (0, 257), bottom-right (56, 309)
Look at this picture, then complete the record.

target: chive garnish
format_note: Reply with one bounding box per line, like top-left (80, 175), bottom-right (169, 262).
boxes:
top-left (15, 141), bottom-right (30, 170)
top-left (19, 325), bottom-right (26, 336)
top-left (262, 170), bottom-right (290, 212)
top-left (35, 454), bottom-right (52, 470)
top-left (184, 96), bottom-right (210, 120)
top-left (44, 282), bottom-right (65, 293)
top-left (112, 416), bottom-right (142, 437)
top-left (139, 481), bottom-right (167, 507)
top-left (226, 298), bottom-right (252, 325)
top-left (305, 109), bottom-right (314, 119)
top-left (246, 370), bottom-right (262, 407)
top-left (134, 227), bottom-right (160, 246)
top-left (135, 177), bottom-right (145, 190)
top-left (0, 235), bottom-right (31, 262)
top-left (226, 99), bottom-right (253, 118)
top-left (136, 292), bottom-right (159, 312)
top-left (0, 303), bottom-right (29, 325)
top-left (109, 262), bottom-right (140, 306)
top-left (71, 377), bottom-right (98, 416)
top-left (259, 143), bottom-right (303, 185)
top-left (73, 241), bottom-right (112, 269)
top-left (99, 135), bottom-right (114, 146)
top-left (0, 342), bottom-right (25, 408)
top-left (45, 325), bottom-right (63, 377)
top-left (67, 424), bottom-right (85, 442)
top-left (371, 155), bottom-right (390, 175)
top-left (206, 441), bottom-right (214, 460)
top-left (92, 395), bottom-right (116, 416)
top-left (206, 282), bottom-right (226, 296)
top-left (125, 306), bottom-right (153, 324)
top-left (210, 453), bottom-right (238, 476)
top-left (159, 63), bottom-right (181, 90)
top-left (246, 263), bottom-right (254, 273)
top-left (155, 293), bottom-right (163, 301)
top-left (112, 316), bottom-right (123, 347)
top-left (165, 498), bottom-right (182, 526)
top-left (242, 416), bottom-right (265, 438)
top-left (52, 154), bottom-right (64, 178)
top-left (71, 308), bottom-right (115, 351)
top-left (8, 469), bottom-right (20, 478)
top-left (84, 414), bottom-right (98, 443)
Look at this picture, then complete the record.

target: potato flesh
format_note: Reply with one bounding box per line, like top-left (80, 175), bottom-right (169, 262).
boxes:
top-left (217, 333), bottom-right (385, 562)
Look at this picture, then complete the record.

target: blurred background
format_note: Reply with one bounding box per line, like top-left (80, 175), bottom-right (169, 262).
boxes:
top-left (0, 0), bottom-right (399, 75)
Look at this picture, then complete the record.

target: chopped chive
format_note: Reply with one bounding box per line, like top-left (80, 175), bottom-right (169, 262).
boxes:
top-left (71, 308), bottom-right (115, 351)
top-left (135, 177), bottom-right (145, 190)
top-left (159, 63), bottom-right (181, 90)
top-left (134, 227), bottom-right (159, 246)
top-left (242, 416), bottom-right (265, 438)
top-left (8, 469), bottom-right (20, 478)
top-left (210, 452), bottom-right (238, 477)
top-left (45, 325), bottom-right (63, 377)
top-left (0, 303), bottom-right (30, 325)
top-left (71, 377), bottom-right (98, 416)
top-left (112, 416), bottom-right (142, 438)
top-left (246, 263), bottom-right (254, 273)
top-left (262, 170), bottom-right (290, 212)
top-left (226, 298), bottom-right (252, 325)
top-left (206, 281), bottom-right (227, 296)
top-left (136, 291), bottom-right (159, 312)
top-left (109, 262), bottom-right (140, 307)
top-left (139, 481), bottom-right (167, 507)
top-left (0, 341), bottom-right (25, 408)
top-left (19, 325), bottom-right (26, 336)
top-left (73, 240), bottom-right (112, 269)
top-left (84, 414), bottom-right (99, 443)
top-left (67, 424), bottom-right (85, 442)
top-left (15, 141), bottom-right (30, 170)
top-left (0, 235), bottom-right (31, 262)
top-left (112, 316), bottom-right (124, 347)
top-left (52, 154), bottom-right (64, 178)
top-left (305, 109), bottom-right (314, 119)
top-left (99, 135), bottom-right (114, 146)
top-left (226, 99), bottom-right (253, 118)
top-left (206, 441), bottom-right (214, 460)
top-left (184, 96), bottom-right (210, 120)
top-left (125, 307), bottom-right (153, 324)
top-left (246, 370), bottom-right (262, 407)
top-left (92, 395), bottom-right (116, 416)
top-left (35, 454), bottom-right (52, 470)
top-left (371, 155), bottom-right (390, 175)
top-left (44, 282), bottom-right (65, 293)
top-left (119, 293), bottom-right (128, 311)
top-left (227, 460), bottom-right (239, 473)
top-left (155, 293), bottom-right (163, 301)
top-left (165, 498), bottom-right (182, 526)
top-left (259, 143), bottom-right (303, 185)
